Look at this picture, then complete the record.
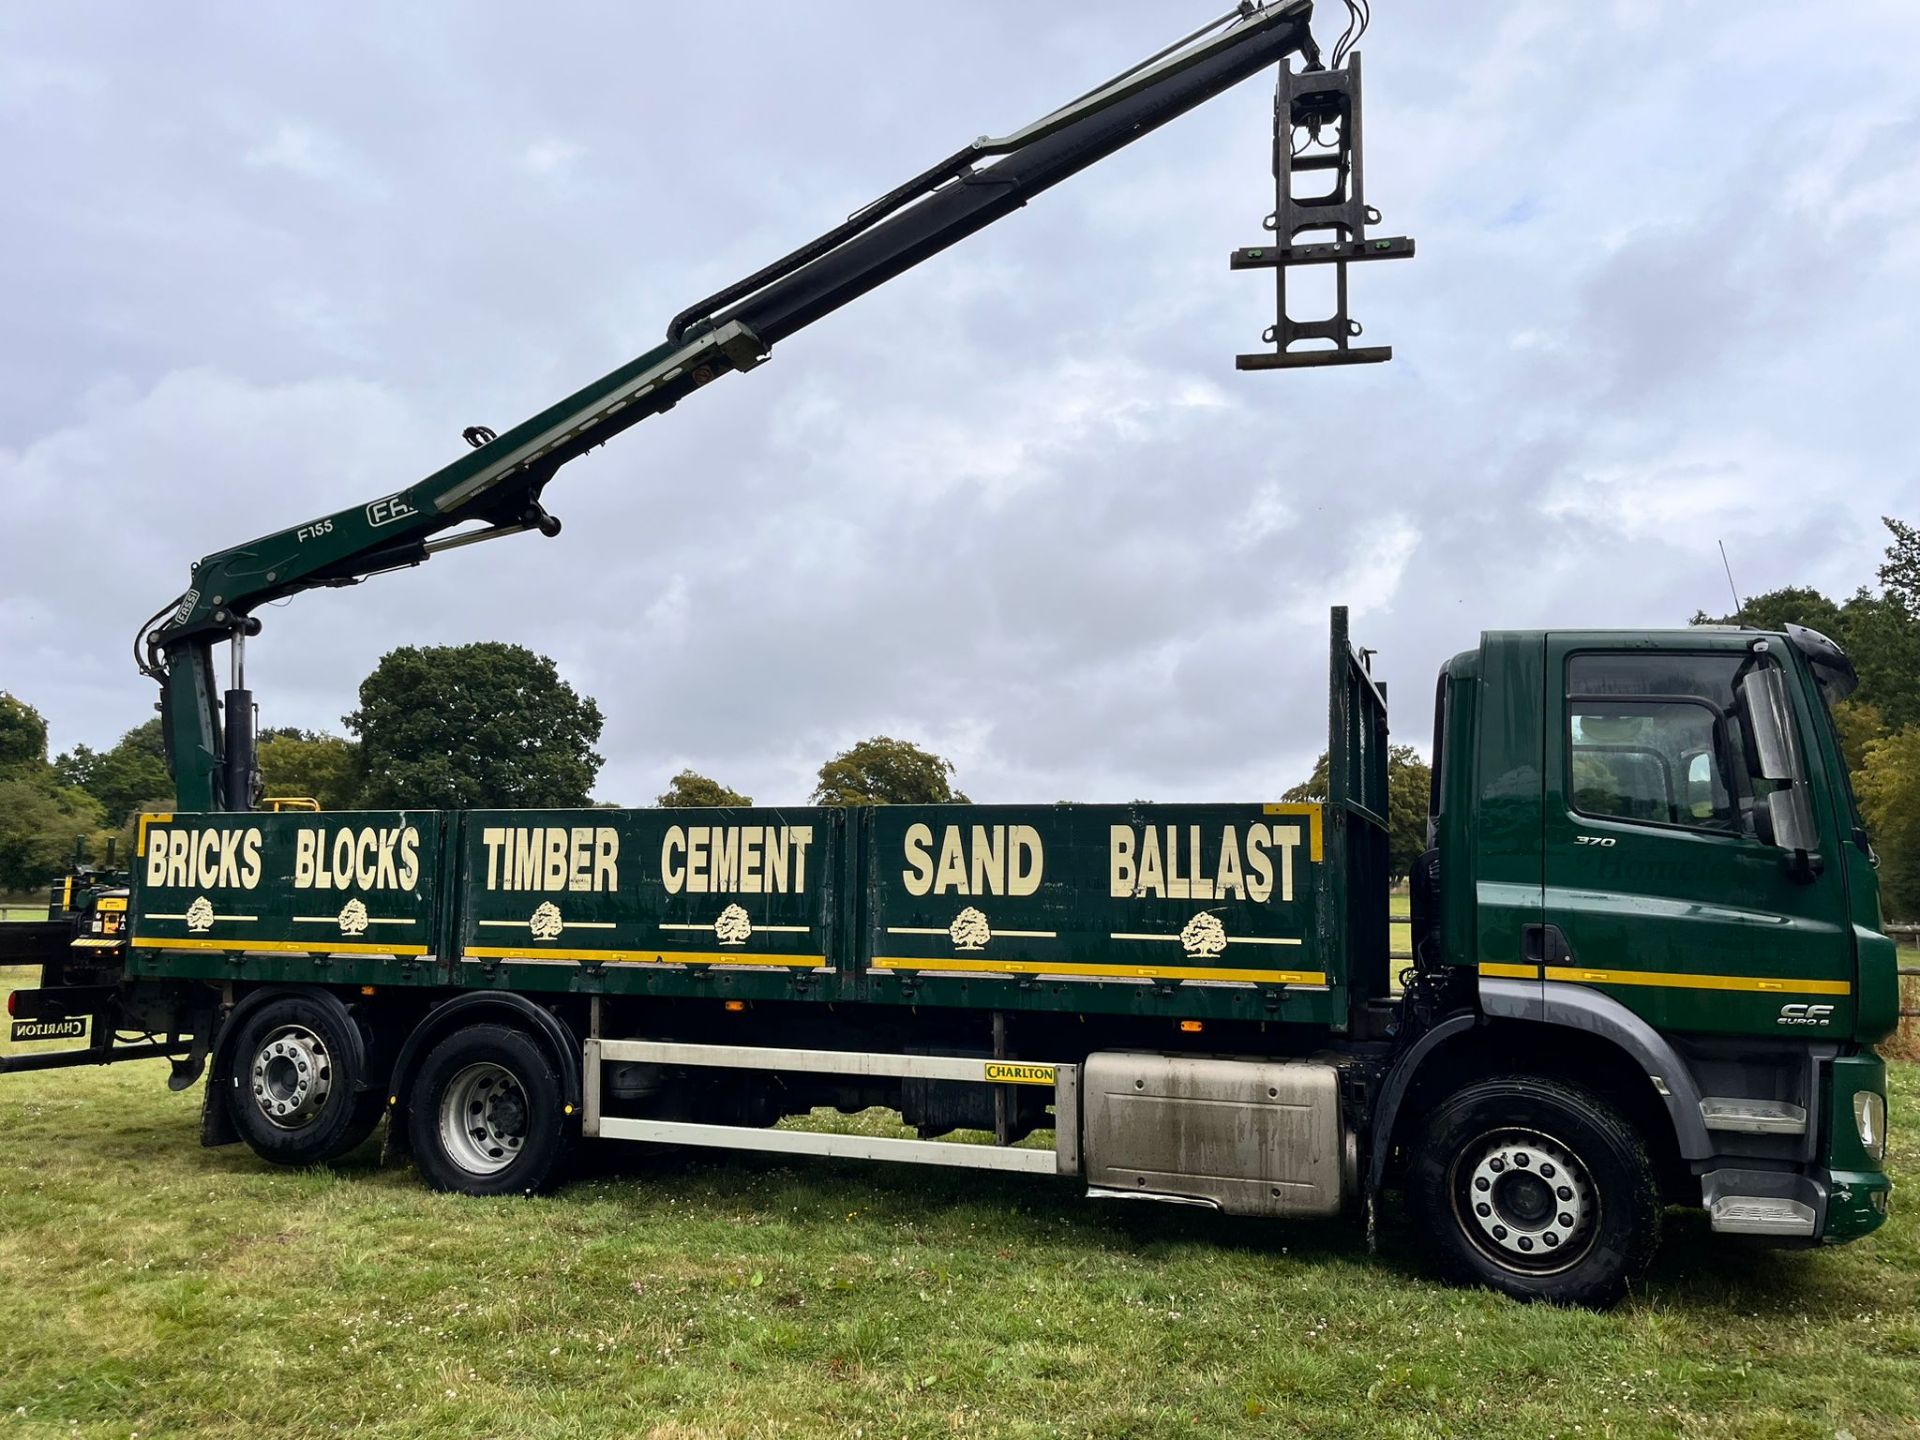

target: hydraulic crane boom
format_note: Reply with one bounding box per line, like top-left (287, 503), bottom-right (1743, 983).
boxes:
top-left (141, 0), bottom-right (1404, 811)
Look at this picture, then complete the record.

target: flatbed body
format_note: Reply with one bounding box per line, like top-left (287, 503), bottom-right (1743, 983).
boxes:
top-left (125, 801), bottom-right (1358, 1028)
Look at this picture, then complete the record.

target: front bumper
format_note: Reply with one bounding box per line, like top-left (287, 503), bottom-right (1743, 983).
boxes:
top-left (1819, 1051), bottom-right (1891, 1244)
top-left (1822, 1168), bottom-right (1892, 1242)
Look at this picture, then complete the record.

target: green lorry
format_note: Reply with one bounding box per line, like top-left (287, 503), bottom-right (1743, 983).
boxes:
top-left (8, 609), bottom-right (1897, 1305)
top-left (0, 3), bottom-right (1897, 1308)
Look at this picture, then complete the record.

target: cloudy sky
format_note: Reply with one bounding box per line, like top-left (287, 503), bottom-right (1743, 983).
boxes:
top-left (3, 1), bottom-right (1916, 807)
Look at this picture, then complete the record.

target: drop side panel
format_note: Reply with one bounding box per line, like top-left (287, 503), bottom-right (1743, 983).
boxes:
top-left (862, 803), bottom-right (1339, 1025)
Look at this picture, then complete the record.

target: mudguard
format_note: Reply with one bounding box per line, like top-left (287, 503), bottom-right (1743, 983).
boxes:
top-left (382, 991), bottom-right (582, 1159)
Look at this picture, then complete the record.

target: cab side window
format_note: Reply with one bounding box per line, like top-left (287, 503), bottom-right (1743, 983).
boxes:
top-left (1567, 653), bottom-right (1753, 837)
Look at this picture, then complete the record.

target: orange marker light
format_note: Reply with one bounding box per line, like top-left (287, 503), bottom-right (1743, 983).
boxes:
top-left (1179, 1020), bottom-right (1203, 1034)
top-left (724, 1000), bottom-right (747, 1013)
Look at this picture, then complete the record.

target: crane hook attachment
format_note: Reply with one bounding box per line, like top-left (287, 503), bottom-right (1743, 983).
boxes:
top-left (1233, 49), bottom-right (1413, 369)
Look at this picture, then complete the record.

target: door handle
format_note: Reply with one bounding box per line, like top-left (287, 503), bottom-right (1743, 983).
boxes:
top-left (1522, 923), bottom-right (1573, 965)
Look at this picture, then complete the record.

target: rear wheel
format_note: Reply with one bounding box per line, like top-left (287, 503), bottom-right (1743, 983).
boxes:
top-left (223, 994), bottom-right (383, 1166)
top-left (1408, 1075), bottom-right (1660, 1308)
top-left (407, 1024), bottom-right (570, 1196)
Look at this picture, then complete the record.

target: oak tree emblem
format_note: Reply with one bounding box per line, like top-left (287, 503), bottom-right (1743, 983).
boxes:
top-left (949, 907), bottom-right (992, 952)
top-left (337, 899), bottom-right (370, 937)
top-left (715, 904), bottom-right (752, 946)
top-left (529, 901), bottom-right (565, 941)
top-left (185, 896), bottom-right (215, 933)
top-left (1179, 911), bottom-right (1227, 959)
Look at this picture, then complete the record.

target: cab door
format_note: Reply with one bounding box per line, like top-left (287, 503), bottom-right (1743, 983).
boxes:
top-left (1540, 638), bottom-right (1854, 1038)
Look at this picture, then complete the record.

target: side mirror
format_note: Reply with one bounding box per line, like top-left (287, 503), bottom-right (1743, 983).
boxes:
top-left (1738, 663), bottom-right (1822, 881)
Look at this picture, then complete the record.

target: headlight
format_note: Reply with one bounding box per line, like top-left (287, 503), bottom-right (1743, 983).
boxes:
top-left (1853, 1091), bottom-right (1887, 1163)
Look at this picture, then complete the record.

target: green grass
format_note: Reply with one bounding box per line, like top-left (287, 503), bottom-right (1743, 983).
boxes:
top-left (1, 966), bottom-right (1916, 1438)
top-left (1390, 890), bottom-right (1411, 961)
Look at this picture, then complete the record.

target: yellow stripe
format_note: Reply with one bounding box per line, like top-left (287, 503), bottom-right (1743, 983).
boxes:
top-left (1478, 962), bottom-right (1541, 980)
top-left (871, 956), bottom-right (1327, 986)
top-left (71, 938), bottom-right (125, 949)
top-left (1543, 965), bottom-right (1851, 996)
top-left (135, 812), bottom-right (172, 858)
top-left (1262, 803), bottom-right (1324, 863)
top-left (133, 936), bottom-right (430, 958)
top-left (463, 946), bottom-right (827, 967)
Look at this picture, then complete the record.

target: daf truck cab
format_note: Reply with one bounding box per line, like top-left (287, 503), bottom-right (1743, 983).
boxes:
top-left (1398, 621), bottom-right (1893, 1296)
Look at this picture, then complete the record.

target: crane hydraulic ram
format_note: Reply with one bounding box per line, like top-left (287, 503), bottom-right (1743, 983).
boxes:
top-left (138, 1), bottom-right (1414, 812)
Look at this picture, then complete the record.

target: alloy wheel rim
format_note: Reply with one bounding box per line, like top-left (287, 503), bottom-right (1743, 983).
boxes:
top-left (250, 1024), bottom-right (334, 1130)
top-left (1449, 1126), bottom-right (1597, 1275)
top-left (438, 1062), bottom-right (529, 1176)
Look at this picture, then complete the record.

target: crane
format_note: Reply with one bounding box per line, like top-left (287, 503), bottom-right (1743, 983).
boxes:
top-left (137, 0), bottom-right (1413, 811)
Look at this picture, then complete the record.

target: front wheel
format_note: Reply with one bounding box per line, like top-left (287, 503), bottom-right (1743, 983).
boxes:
top-left (407, 1024), bottom-right (571, 1196)
top-left (1408, 1075), bottom-right (1660, 1308)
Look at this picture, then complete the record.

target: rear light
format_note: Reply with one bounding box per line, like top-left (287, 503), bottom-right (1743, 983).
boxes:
top-left (5, 991), bottom-right (15, 1016)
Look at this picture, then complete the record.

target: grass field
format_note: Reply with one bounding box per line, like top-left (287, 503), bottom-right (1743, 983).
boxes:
top-left (1, 964), bottom-right (1916, 1439)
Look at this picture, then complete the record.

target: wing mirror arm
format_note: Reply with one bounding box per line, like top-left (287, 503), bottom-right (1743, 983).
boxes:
top-left (1782, 844), bottom-right (1824, 886)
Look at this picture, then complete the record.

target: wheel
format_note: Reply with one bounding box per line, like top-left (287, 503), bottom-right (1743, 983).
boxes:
top-left (1408, 1074), bottom-right (1660, 1308)
top-left (407, 1024), bottom-right (570, 1196)
top-left (223, 994), bottom-right (384, 1166)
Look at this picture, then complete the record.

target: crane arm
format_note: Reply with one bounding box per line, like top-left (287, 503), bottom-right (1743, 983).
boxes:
top-left (144, 1), bottom-right (1327, 810)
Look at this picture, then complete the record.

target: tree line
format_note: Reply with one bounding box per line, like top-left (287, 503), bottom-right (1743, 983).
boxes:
top-left (11, 517), bottom-right (1909, 908)
top-left (0, 640), bottom-right (968, 892)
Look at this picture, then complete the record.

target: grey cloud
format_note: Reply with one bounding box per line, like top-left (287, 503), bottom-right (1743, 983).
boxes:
top-left (2, 1), bottom-right (1917, 811)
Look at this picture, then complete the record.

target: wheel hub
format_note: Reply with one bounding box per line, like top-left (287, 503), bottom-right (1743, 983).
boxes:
top-left (249, 1025), bottom-right (333, 1130)
top-left (438, 1062), bottom-right (529, 1177)
top-left (1457, 1128), bottom-right (1594, 1271)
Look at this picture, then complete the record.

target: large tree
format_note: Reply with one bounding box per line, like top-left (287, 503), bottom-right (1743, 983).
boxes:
top-left (0, 694), bottom-right (116, 890)
top-left (1691, 584), bottom-right (1846, 639)
top-left (257, 728), bottom-right (361, 810)
top-left (1879, 515), bottom-right (1920, 612)
top-left (54, 718), bottom-right (171, 826)
top-left (0, 778), bottom-right (109, 892)
top-left (0, 693), bottom-right (48, 776)
top-left (1857, 726), bottom-right (1920, 921)
top-left (1283, 743), bottom-right (1432, 882)
top-left (345, 643), bottom-right (604, 809)
top-left (811, 737), bottom-right (967, 806)
top-left (657, 770), bottom-right (751, 808)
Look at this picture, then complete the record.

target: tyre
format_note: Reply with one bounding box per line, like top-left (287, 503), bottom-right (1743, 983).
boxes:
top-left (223, 994), bottom-right (385, 1166)
top-left (407, 1024), bottom-right (571, 1196)
top-left (1408, 1074), bottom-right (1660, 1308)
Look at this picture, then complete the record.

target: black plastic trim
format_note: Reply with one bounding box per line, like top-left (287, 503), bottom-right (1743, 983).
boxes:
top-left (1365, 1011), bottom-right (1478, 1195)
